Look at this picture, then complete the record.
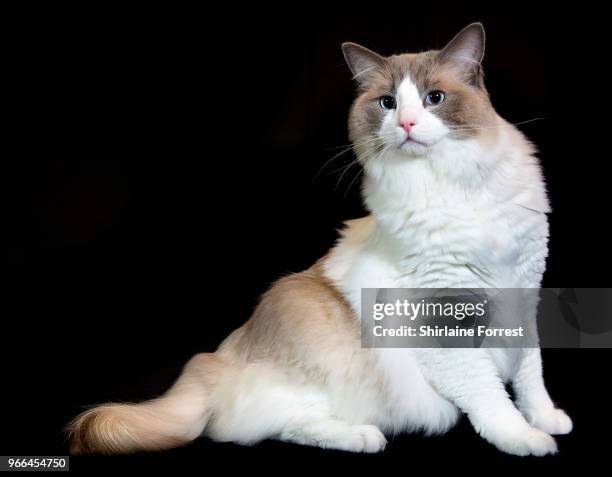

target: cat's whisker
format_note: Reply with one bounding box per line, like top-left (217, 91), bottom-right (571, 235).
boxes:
top-left (313, 145), bottom-right (356, 183)
top-left (313, 136), bottom-right (385, 183)
top-left (326, 131), bottom-right (404, 193)
top-left (329, 135), bottom-right (383, 150)
top-left (340, 142), bottom-right (394, 198)
top-left (329, 138), bottom-right (394, 175)
top-left (334, 161), bottom-right (359, 192)
top-left (446, 117), bottom-right (547, 131)
top-left (332, 151), bottom-right (376, 185)
top-left (342, 167), bottom-right (364, 200)
top-left (329, 144), bottom-right (382, 176)
top-left (334, 143), bottom-right (386, 192)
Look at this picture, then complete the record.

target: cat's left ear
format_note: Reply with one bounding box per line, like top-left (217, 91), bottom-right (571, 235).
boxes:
top-left (439, 23), bottom-right (485, 86)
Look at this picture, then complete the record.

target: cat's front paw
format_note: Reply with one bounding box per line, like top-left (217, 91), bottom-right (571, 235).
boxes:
top-left (527, 408), bottom-right (573, 435)
top-left (494, 428), bottom-right (558, 457)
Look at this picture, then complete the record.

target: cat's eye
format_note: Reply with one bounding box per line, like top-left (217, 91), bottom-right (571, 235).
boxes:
top-left (425, 91), bottom-right (445, 106)
top-left (379, 96), bottom-right (396, 110)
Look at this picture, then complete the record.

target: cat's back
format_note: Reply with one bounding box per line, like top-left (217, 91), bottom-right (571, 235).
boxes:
top-left (217, 248), bottom-right (365, 366)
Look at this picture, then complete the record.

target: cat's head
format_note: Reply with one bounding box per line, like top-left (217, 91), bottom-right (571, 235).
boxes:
top-left (343, 23), bottom-right (497, 161)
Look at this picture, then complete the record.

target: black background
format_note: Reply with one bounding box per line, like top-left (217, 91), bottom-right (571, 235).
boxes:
top-left (3, 4), bottom-right (610, 472)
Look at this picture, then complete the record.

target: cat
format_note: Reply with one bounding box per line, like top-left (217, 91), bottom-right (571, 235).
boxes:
top-left (67, 23), bottom-right (572, 457)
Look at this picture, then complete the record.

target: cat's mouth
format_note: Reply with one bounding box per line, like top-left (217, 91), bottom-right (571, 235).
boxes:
top-left (400, 137), bottom-right (429, 149)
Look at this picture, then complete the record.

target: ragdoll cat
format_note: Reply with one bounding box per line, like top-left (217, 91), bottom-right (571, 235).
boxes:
top-left (68, 23), bottom-right (572, 456)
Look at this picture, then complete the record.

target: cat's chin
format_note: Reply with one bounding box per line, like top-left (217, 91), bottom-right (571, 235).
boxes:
top-left (398, 139), bottom-right (431, 157)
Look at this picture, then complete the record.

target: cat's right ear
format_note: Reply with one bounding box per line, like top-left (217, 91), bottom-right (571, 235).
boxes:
top-left (341, 42), bottom-right (385, 86)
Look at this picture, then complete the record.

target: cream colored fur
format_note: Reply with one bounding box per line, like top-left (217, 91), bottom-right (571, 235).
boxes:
top-left (67, 23), bottom-right (571, 457)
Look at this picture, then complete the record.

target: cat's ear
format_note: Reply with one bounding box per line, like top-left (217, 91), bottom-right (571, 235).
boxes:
top-left (342, 42), bottom-right (385, 86)
top-left (439, 23), bottom-right (485, 86)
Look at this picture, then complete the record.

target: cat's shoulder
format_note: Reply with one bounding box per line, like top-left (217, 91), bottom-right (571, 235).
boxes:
top-left (319, 215), bottom-right (376, 284)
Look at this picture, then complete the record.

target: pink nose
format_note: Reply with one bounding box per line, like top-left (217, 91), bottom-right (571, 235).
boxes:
top-left (400, 119), bottom-right (417, 133)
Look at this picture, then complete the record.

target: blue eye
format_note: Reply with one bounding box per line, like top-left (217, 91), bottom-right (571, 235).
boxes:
top-left (425, 91), bottom-right (445, 106)
top-left (379, 96), bottom-right (396, 110)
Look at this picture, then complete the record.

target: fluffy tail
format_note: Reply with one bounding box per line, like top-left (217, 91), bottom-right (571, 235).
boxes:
top-left (67, 353), bottom-right (221, 454)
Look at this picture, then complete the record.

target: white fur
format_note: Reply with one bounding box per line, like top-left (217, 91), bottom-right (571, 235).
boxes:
top-left (201, 77), bottom-right (570, 456)
top-left (71, 72), bottom-right (572, 458)
top-left (196, 80), bottom-right (570, 455)
top-left (319, 76), bottom-right (570, 455)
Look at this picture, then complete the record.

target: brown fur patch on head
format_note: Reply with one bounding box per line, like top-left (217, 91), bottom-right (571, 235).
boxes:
top-left (345, 24), bottom-right (497, 149)
top-left (348, 50), bottom-right (497, 146)
top-left (400, 52), bottom-right (496, 137)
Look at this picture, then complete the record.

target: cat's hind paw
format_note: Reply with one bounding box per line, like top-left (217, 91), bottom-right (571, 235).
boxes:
top-left (282, 421), bottom-right (387, 454)
top-left (337, 425), bottom-right (387, 453)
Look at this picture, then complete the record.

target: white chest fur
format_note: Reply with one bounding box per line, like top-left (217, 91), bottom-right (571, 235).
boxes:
top-left (325, 131), bottom-right (550, 316)
top-left (321, 129), bottom-right (550, 434)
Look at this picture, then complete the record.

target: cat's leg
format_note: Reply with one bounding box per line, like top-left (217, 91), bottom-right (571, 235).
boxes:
top-left (279, 416), bottom-right (387, 453)
top-left (421, 349), bottom-right (557, 456)
top-left (512, 348), bottom-right (572, 435)
top-left (205, 361), bottom-right (386, 453)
